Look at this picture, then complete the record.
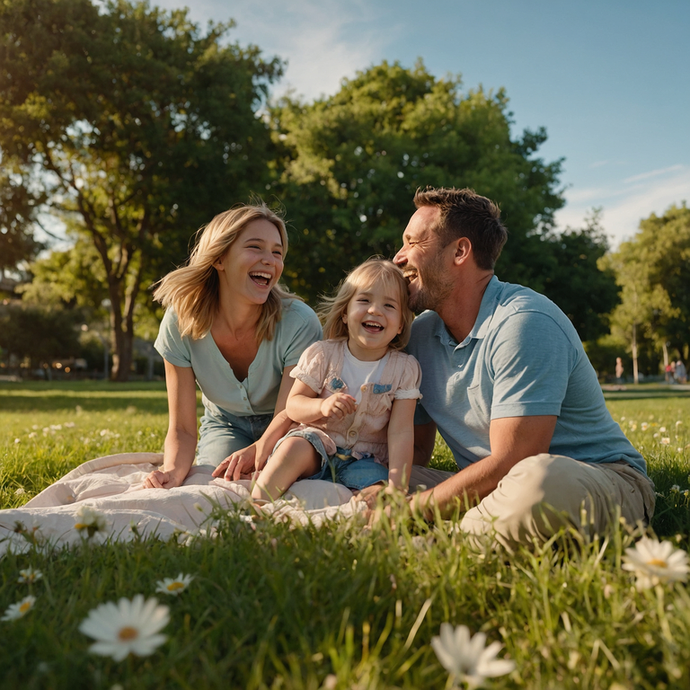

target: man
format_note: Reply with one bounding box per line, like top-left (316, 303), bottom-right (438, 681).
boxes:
top-left (393, 187), bottom-right (655, 549)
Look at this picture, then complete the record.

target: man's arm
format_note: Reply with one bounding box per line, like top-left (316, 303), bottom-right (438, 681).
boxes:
top-left (410, 414), bottom-right (557, 519)
top-left (412, 420), bottom-right (437, 466)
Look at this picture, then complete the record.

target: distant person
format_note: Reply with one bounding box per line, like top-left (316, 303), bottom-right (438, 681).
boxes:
top-left (615, 357), bottom-right (624, 383)
top-left (675, 360), bottom-right (687, 385)
top-left (250, 259), bottom-right (420, 501)
top-left (393, 186), bottom-right (655, 550)
top-left (144, 203), bottom-right (322, 490)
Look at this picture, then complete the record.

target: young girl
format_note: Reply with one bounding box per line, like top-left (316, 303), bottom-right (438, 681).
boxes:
top-left (251, 258), bottom-right (421, 501)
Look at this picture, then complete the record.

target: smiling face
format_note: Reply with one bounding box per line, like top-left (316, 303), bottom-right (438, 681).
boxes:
top-left (342, 279), bottom-right (404, 361)
top-left (214, 219), bottom-right (284, 305)
top-left (393, 206), bottom-right (453, 313)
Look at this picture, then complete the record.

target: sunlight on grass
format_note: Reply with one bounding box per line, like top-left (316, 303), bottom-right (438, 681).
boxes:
top-left (0, 381), bottom-right (689, 688)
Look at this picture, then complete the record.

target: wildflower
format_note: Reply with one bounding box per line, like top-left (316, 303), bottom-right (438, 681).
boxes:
top-left (431, 623), bottom-right (515, 688)
top-left (641, 422), bottom-right (649, 431)
top-left (155, 573), bottom-right (194, 596)
top-left (79, 595), bottom-right (169, 661)
top-left (671, 485), bottom-right (681, 492)
top-left (64, 422), bottom-right (76, 428)
top-left (14, 487), bottom-right (26, 496)
top-left (661, 437), bottom-right (670, 445)
top-left (74, 505), bottom-right (108, 538)
top-left (622, 537), bottom-right (690, 590)
top-left (2, 596), bottom-right (36, 621)
top-left (28, 432), bottom-right (37, 439)
top-left (18, 567), bottom-right (43, 584)
top-left (676, 421), bottom-right (683, 427)
top-left (660, 426), bottom-right (667, 432)
top-left (14, 438), bottom-right (20, 444)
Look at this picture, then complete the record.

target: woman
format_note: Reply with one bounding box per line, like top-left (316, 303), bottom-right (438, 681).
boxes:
top-left (144, 202), bottom-right (322, 489)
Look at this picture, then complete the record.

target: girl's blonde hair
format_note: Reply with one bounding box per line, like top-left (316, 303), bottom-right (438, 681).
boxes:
top-left (153, 202), bottom-right (296, 341)
top-left (317, 258), bottom-right (414, 351)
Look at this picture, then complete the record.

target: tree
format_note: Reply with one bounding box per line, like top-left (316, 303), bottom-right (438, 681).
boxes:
top-left (0, 304), bottom-right (80, 375)
top-left (539, 210), bottom-right (620, 342)
top-left (270, 60), bottom-right (566, 303)
top-left (0, 0), bottom-right (281, 380)
top-left (602, 203), bottom-right (690, 380)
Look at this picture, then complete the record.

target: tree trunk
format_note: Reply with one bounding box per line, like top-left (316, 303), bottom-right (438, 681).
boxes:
top-left (632, 322), bottom-right (639, 384)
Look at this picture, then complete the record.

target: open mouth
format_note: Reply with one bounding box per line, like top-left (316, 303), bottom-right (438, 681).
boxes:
top-left (402, 270), bottom-right (418, 285)
top-left (362, 321), bottom-right (384, 333)
top-left (249, 271), bottom-right (272, 287)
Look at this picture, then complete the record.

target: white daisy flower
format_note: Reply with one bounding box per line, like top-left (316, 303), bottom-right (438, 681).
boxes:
top-left (661, 437), bottom-right (670, 445)
top-left (79, 595), bottom-right (169, 661)
top-left (18, 567), bottom-right (43, 584)
top-left (155, 573), bottom-right (194, 596)
top-left (641, 422), bottom-right (649, 431)
top-left (74, 505), bottom-right (108, 538)
top-left (622, 537), bottom-right (690, 590)
top-left (431, 623), bottom-right (515, 688)
top-left (2, 595), bottom-right (36, 621)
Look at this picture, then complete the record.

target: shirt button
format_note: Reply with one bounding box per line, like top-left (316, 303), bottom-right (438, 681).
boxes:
top-left (360, 385), bottom-right (367, 392)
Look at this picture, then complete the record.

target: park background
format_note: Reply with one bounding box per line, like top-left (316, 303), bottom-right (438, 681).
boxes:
top-left (1, 2), bottom-right (690, 688)
top-left (0, 0), bottom-right (689, 383)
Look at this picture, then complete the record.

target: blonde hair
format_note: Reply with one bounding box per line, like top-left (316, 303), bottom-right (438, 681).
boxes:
top-left (317, 258), bottom-right (414, 351)
top-left (153, 202), bottom-right (296, 341)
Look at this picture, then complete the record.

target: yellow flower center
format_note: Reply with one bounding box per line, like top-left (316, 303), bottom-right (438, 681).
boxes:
top-left (19, 601), bottom-right (32, 614)
top-left (167, 581), bottom-right (185, 592)
top-left (74, 523), bottom-right (86, 530)
top-left (647, 559), bottom-right (668, 568)
top-left (118, 626), bottom-right (139, 641)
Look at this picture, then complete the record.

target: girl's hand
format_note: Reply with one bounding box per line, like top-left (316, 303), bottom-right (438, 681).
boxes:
top-left (320, 393), bottom-right (357, 419)
top-left (212, 444), bottom-right (257, 481)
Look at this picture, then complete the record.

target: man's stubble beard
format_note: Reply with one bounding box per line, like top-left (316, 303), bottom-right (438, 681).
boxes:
top-left (408, 254), bottom-right (453, 314)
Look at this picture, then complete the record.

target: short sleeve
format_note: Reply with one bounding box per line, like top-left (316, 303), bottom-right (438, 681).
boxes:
top-left (280, 301), bottom-right (323, 368)
top-left (290, 341), bottom-right (328, 393)
top-left (489, 311), bottom-right (578, 419)
top-left (154, 309), bottom-right (193, 368)
top-left (394, 354), bottom-right (422, 400)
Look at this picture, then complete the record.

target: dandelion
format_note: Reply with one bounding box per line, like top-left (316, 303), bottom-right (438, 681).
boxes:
top-left (74, 505), bottom-right (108, 538)
top-left (79, 595), bottom-right (169, 661)
top-left (28, 432), bottom-right (37, 439)
top-left (671, 485), bottom-right (681, 492)
top-left (431, 623), bottom-right (515, 688)
top-left (2, 596), bottom-right (36, 621)
top-left (18, 567), bottom-right (43, 584)
top-left (155, 573), bottom-right (194, 596)
top-left (622, 537), bottom-right (690, 590)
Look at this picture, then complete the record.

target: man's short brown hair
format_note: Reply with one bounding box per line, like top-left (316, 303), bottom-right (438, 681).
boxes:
top-left (413, 187), bottom-right (507, 270)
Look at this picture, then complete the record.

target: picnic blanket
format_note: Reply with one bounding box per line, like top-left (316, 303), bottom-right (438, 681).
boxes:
top-left (0, 453), bottom-right (360, 555)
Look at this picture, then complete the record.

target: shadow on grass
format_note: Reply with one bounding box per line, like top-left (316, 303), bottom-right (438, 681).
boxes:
top-left (0, 380), bottom-right (170, 414)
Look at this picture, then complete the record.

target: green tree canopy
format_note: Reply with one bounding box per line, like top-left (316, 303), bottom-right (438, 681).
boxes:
top-left (271, 60), bottom-right (564, 298)
top-left (0, 0), bottom-right (281, 379)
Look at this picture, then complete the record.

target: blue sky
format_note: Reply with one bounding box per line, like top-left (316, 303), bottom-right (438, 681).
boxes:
top-left (156, 0), bottom-right (690, 248)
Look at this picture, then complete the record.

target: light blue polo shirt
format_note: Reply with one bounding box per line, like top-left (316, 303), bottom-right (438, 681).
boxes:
top-left (155, 299), bottom-right (322, 420)
top-left (407, 276), bottom-right (646, 475)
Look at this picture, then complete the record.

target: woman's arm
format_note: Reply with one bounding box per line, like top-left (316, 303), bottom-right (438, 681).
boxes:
top-left (144, 360), bottom-right (198, 489)
top-left (386, 398), bottom-right (417, 492)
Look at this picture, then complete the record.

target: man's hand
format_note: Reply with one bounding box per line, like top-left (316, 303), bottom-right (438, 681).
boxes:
top-left (320, 393), bottom-right (357, 420)
top-left (212, 444), bottom-right (258, 481)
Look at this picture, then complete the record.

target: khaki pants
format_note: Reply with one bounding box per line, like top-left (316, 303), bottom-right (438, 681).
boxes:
top-left (409, 454), bottom-right (656, 551)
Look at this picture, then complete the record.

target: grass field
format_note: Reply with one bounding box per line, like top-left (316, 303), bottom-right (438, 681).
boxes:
top-left (0, 381), bottom-right (689, 689)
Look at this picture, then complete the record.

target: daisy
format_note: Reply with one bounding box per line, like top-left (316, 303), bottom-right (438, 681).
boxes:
top-left (155, 573), bottom-right (194, 596)
top-left (74, 505), bottom-right (107, 538)
top-left (622, 537), bottom-right (690, 590)
top-left (2, 596), bottom-right (36, 621)
top-left (18, 567), bottom-right (43, 584)
top-left (79, 595), bottom-right (169, 661)
top-left (431, 623), bottom-right (515, 688)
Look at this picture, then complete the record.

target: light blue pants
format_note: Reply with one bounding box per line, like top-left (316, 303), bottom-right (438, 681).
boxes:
top-left (196, 411), bottom-right (272, 467)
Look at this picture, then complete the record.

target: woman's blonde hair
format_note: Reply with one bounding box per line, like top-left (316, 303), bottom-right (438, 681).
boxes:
top-left (317, 258), bottom-right (414, 351)
top-left (153, 202), bottom-right (296, 341)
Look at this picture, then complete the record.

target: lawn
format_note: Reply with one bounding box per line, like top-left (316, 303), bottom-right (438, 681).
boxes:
top-left (0, 381), bottom-right (689, 689)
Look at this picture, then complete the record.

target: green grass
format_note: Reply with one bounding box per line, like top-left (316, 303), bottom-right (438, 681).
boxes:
top-left (0, 381), bottom-right (689, 689)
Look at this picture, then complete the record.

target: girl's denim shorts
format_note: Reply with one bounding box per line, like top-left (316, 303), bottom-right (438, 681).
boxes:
top-left (276, 428), bottom-right (389, 491)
